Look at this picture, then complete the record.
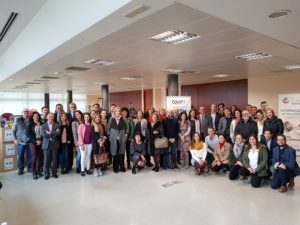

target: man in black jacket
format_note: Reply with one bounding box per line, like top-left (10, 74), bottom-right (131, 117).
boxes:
top-left (208, 104), bottom-right (222, 132)
top-left (234, 110), bottom-right (258, 144)
top-left (163, 110), bottom-right (179, 169)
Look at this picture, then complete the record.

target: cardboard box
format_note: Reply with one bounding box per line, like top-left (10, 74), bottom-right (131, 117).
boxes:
top-left (0, 128), bottom-right (14, 142)
top-left (0, 142), bottom-right (16, 158)
top-left (0, 156), bottom-right (18, 172)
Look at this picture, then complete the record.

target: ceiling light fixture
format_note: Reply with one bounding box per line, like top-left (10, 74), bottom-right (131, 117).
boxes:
top-left (121, 76), bottom-right (144, 81)
top-left (284, 64), bottom-right (300, 70)
top-left (163, 69), bottom-right (183, 73)
top-left (148, 29), bottom-right (200, 45)
top-left (213, 74), bottom-right (232, 78)
top-left (235, 52), bottom-right (272, 61)
top-left (269, 10), bottom-right (291, 19)
top-left (85, 59), bottom-right (115, 66)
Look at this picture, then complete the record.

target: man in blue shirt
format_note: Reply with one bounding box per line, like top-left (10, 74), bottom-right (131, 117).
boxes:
top-left (271, 134), bottom-right (300, 193)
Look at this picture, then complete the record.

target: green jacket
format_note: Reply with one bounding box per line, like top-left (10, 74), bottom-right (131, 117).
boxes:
top-left (242, 144), bottom-right (268, 177)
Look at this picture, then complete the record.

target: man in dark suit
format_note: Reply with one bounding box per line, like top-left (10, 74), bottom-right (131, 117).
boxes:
top-left (198, 106), bottom-right (210, 140)
top-left (54, 103), bottom-right (64, 123)
top-left (260, 129), bottom-right (278, 177)
top-left (208, 104), bottom-right (222, 132)
top-left (67, 102), bottom-right (77, 170)
top-left (41, 113), bottom-right (61, 180)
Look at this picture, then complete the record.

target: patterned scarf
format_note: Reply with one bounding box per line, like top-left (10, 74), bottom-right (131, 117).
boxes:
top-left (233, 142), bottom-right (244, 158)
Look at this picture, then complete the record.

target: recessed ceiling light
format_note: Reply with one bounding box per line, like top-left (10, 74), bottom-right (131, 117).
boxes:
top-left (163, 69), bottom-right (183, 73)
top-left (93, 82), bottom-right (105, 85)
top-left (85, 59), bottom-right (115, 66)
top-left (235, 52), bottom-right (272, 61)
top-left (269, 10), bottom-right (291, 19)
top-left (148, 29), bottom-right (200, 45)
top-left (213, 74), bottom-right (232, 78)
top-left (284, 64), bottom-right (300, 70)
top-left (9, 78), bottom-right (14, 81)
top-left (121, 76), bottom-right (144, 81)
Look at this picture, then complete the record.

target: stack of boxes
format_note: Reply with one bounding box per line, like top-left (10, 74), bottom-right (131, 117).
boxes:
top-left (0, 128), bottom-right (17, 172)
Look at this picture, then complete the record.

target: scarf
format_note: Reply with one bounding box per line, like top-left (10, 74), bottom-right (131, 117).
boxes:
top-left (233, 142), bottom-right (244, 158)
top-left (193, 141), bottom-right (203, 150)
top-left (219, 141), bottom-right (225, 150)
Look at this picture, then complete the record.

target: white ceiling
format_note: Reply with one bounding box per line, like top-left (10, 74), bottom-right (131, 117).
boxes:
top-left (0, 0), bottom-right (299, 94)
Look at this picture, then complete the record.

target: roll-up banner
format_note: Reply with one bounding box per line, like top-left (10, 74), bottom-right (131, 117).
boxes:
top-left (166, 96), bottom-right (191, 114)
top-left (278, 94), bottom-right (300, 155)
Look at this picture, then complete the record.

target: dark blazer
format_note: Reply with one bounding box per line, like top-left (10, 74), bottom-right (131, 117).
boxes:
top-left (260, 137), bottom-right (277, 161)
top-left (163, 117), bottom-right (179, 140)
top-left (272, 145), bottom-right (300, 176)
top-left (208, 112), bottom-right (222, 131)
top-left (147, 121), bottom-right (164, 154)
top-left (26, 121), bottom-right (42, 144)
top-left (198, 114), bottom-right (210, 137)
top-left (91, 124), bottom-right (106, 154)
top-left (68, 112), bottom-right (76, 124)
top-left (41, 122), bottom-right (61, 150)
top-left (59, 124), bottom-right (73, 145)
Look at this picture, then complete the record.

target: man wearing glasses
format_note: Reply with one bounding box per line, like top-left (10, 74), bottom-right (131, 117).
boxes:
top-left (271, 134), bottom-right (300, 193)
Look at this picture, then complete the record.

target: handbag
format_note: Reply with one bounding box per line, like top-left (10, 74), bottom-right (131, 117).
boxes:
top-left (94, 146), bottom-right (109, 166)
top-left (154, 137), bottom-right (169, 149)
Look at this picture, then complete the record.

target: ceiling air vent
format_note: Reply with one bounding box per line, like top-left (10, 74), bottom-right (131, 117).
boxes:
top-left (65, 66), bottom-right (90, 71)
top-left (0, 12), bottom-right (18, 42)
top-left (124, 5), bottom-right (150, 18)
top-left (26, 82), bottom-right (41, 85)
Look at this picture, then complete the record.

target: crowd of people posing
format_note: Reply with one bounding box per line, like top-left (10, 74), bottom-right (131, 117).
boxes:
top-left (12, 101), bottom-right (300, 193)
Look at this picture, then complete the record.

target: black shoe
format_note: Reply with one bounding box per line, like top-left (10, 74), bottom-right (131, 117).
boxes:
top-left (146, 162), bottom-right (154, 167)
top-left (33, 174), bottom-right (38, 180)
top-left (18, 170), bottom-right (24, 175)
top-left (27, 168), bottom-right (32, 173)
top-left (174, 165), bottom-right (180, 170)
top-left (53, 174), bottom-right (58, 178)
top-left (132, 167), bottom-right (136, 174)
top-left (152, 167), bottom-right (156, 171)
top-left (155, 167), bottom-right (159, 172)
top-left (127, 164), bottom-right (132, 170)
top-left (113, 169), bottom-right (119, 173)
top-left (81, 171), bottom-right (85, 176)
top-left (45, 175), bottom-right (50, 180)
top-left (38, 172), bottom-right (44, 177)
top-left (120, 167), bottom-right (126, 172)
top-left (76, 168), bottom-right (81, 174)
top-left (86, 170), bottom-right (92, 175)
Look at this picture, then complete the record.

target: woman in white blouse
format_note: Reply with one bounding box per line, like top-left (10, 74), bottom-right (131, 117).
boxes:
top-left (190, 132), bottom-right (208, 175)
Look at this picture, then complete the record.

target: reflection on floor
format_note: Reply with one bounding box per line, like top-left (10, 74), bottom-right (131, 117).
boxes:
top-left (1, 167), bottom-right (300, 225)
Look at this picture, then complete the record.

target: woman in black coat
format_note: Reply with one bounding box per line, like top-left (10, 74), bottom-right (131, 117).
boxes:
top-left (147, 113), bottom-right (165, 172)
top-left (263, 108), bottom-right (284, 138)
top-left (26, 111), bottom-right (43, 180)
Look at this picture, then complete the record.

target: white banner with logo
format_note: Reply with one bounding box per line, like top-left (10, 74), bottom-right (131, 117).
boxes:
top-left (166, 96), bottom-right (191, 113)
top-left (278, 94), bottom-right (300, 155)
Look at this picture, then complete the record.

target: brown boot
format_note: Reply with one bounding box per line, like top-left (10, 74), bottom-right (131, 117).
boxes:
top-left (194, 168), bottom-right (200, 176)
top-left (288, 178), bottom-right (295, 188)
top-left (279, 185), bottom-right (288, 193)
top-left (238, 176), bottom-right (245, 181)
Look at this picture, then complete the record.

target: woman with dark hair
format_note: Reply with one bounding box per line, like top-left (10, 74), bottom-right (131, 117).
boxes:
top-left (26, 111), bottom-right (43, 180)
top-left (188, 109), bottom-right (199, 138)
top-left (212, 134), bottom-right (231, 173)
top-left (256, 109), bottom-right (265, 142)
top-left (238, 135), bottom-right (268, 188)
top-left (231, 105), bottom-right (237, 115)
top-left (59, 112), bottom-right (73, 174)
top-left (72, 110), bottom-right (84, 173)
top-left (230, 109), bottom-right (242, 143)
top-left (228, 134), bottom-right (245, 180)
top-left (122, 107), bottom-right (135, 170)
top-left (130, 133), bottom-right (146, 174)
top-left (263, 108), bottom-right (284, 138)
top-left (178, 111), bottom-right (191, 168)
top-left (190, 132), bottom-right (208, 175)
top-left (91, 114), bottom-right (107, 176)
top-left (147, 113), bottom-right (165, 172)
top-left (78, 113), bottom-right (93, 176)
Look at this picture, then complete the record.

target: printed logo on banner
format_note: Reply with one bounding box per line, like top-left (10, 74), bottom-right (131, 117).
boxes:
top-left (4, 129), bottom-right (14, 141)
top-left (4, 158), bottom-right (14, 170)
top-left (5, 144), bottom-right (15, 156)
top-left (166, 96), bottom-right (191, 113)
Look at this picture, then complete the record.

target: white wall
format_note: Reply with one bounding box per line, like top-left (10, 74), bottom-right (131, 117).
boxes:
top-left (248, 72), bottom-right (300, 114)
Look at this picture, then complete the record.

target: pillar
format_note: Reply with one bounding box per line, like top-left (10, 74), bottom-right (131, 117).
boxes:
top-left (44, 93), bottom-right (49, 109)
top-left (167, 74), bottom-right (179, 96)
top-left (101, 85), bottom-right (109, 110)
top-left (67, 90), bottom-right (73, 113)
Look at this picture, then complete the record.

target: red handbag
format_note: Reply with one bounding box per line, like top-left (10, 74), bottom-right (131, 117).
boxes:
top-left (94, 146), bottom-right (109, 166)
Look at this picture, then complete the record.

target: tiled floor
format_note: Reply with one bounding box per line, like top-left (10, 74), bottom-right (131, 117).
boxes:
top-left (1, 167), bottom-right (300, 225)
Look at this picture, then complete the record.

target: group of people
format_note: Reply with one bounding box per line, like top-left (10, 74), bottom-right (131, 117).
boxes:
top-left (12, 101), bottom-right (300, 193)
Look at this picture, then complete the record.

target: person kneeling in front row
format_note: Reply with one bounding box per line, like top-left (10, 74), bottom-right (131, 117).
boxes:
top-left (238, 135), bottom-right (268, 188)
top-left (212, 134), bottom-right (231, 173)
top-left (190, 132), bottom-right (208, 175)
top-left (130, 133), bottom-right (146, 174)
top-left (271, 134), bottom-right (300, 193)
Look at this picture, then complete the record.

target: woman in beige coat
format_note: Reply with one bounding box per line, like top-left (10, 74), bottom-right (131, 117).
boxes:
top-left (212, 134), bottom-right (231, 173)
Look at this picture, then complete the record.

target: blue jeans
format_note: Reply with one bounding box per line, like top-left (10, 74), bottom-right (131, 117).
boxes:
top-left (17, 144), bottom-right (31, 171)
top-left (76, 146), bottom-right (81, 170)
top-left (59, 144), bottom-right (70, 171)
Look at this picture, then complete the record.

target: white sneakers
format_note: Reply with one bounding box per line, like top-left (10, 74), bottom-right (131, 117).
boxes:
top-left (93, 169), bottom-right (104, 177)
